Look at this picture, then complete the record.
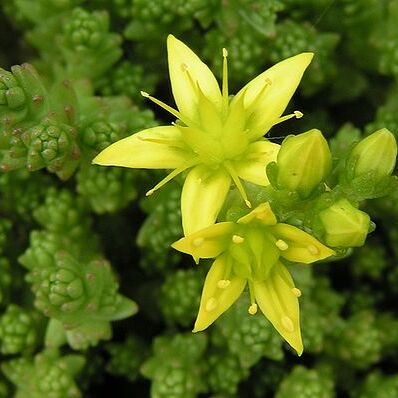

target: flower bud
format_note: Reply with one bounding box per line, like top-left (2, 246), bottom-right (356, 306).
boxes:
top-left (276, 129), bottom-right (332, 198)
top-left (318, 199), bottom-right (370, 247)
top-left (348, 128), bottom-right (397, 180)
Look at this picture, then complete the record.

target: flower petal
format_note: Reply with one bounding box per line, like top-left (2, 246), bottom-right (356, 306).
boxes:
top-left (193, 254), bottom-right (246, 332)
top-left (181, 165), bottom-right (231, 235)
top-left (232, 53), bottom-right (313, 136)
top-left (172, 222), bottom-right (236, 261)
top-left (270, 223), bottom-right (335, 264)
top-left (167, 35), bottom-right (222, 122)
top-left (234, 141), bottom-right (280, 186)
top-left (253, 263), bottom-right (303, 355)
top-left (92, 126), bottom-right (192, 169)
top-left (238, 202), bottom-right (277, 226)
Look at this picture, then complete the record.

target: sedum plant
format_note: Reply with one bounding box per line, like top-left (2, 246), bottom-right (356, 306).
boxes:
top-left (1, 1), bottom-right (398, 397)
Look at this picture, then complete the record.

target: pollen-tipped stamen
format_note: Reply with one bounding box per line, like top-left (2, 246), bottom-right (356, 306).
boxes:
top-left (272, 111), bottom-right (303, 128)
top-left (248, 281), bottom-right (258, 315)
top-left (222, 48), bottom-right (229, 117)
top-left (146, 157), bottom-right (200, 196)
top-left (224, 161), bottom-right (251, 208)
top-left (141, 91), bottom-right (195, 127)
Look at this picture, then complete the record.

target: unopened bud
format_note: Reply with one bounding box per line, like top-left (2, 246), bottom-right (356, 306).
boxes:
top-left (276, 129), bottom-right (332, 198)
top-left (318, 199), bottom-right (370, 247)
top-left (348, 128), bottom-right (397, 181)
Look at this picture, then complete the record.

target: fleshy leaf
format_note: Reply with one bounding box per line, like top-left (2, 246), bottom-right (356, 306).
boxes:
top-left (193, 254), bottom-right (246, 332)
top-left (172, 222), bottom-right (236, 261)
top-left (232, 53), bottom-right (313, 137)
top-left (253, 262), bottom-right (303, 355)
top-left (181, 164), bottom-right (231, 235)
top-left (167, 34), bottom-right (222, 122)
top-left (270, 223), bottom-right (335, 263)
top-left (93, 126), bottom-right (192, 169)
top-left (234, 141), bottom-right (280, 186)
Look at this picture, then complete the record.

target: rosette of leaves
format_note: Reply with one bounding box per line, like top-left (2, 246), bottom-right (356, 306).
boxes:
top-left (0, 304), bottom-right (41, 355)
top-left (57, 7), bottom-right (122, 81)
top-left (141, 333), bottom-right (208, 398)
top-left (1, 349), bottom-right (85, 398)
top-left (20, 233), bottom-right (137, 349)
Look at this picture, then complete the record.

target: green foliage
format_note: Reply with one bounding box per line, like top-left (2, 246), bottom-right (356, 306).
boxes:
top-left (276, 365), bottom-right (335, 398)
top-left (141, 333), bottom-right (208, 398)
top-left (0, 304), bottom-right (39, 354)
top-left (1, 0), bottom-right (398, 396)
top-left (106, 335), bottom-right (149, 382)
top-left (2, 349), bottom-right (85, 398)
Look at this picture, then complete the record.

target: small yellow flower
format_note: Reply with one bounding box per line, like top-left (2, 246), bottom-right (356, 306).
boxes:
top-left (172, 203), bottom-right (335, 355)
top-left (93, 35), bottom-right (313, 235)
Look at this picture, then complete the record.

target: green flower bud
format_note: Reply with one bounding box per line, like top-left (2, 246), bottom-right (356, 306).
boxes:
top-left (276, 129), bottom-right (332, 198)
top-left (348, 128), bottom-right (397, 180)
top-left (0, 304), bottom-right (38, 355)
top-left (318, 199), bottom-right (371, 247)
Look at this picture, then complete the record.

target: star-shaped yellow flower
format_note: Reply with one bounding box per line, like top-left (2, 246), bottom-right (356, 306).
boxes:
top-left (93, 35), bottom-right (313, 235)
top-left (172, 203), bottom-right (335, 355)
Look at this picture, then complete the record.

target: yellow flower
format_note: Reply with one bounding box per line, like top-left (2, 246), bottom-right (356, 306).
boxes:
top-left (93, 35), bottom-right (313, 235)
top-left (172, 203), bottom-right (335, 355)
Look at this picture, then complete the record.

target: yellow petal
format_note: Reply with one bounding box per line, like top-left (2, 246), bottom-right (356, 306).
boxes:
top-left (238, 202), bottom-right (277, 226)
top-left (181, 165), bottom-right (231, 235)
top-left (171, 222), bottom-right (236, 261)
top-left (167, 35), bottom-right (222, 122)
top-left (253, 263), bottom-right (303, 355)
top-left (234, 141), bottom-right (280, 186)
top-left (270, 223), bottom-right (335, 264)
top-left (193, 254), bottom-right (246, 332)
top-left (232, 53), bottom-right (313, 136)
top-left (92, 126), bottom-right (191, 169)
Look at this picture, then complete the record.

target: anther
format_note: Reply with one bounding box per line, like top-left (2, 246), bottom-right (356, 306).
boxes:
top-left (222, 48), bottom-right (228, 58)
top-left (248, 303), bottom-right (258, 315)
top-left (307, 245), bottom-right (319, 255)
top-left (291, 288), bottom-right (302, 297)
top-left (206, 297), bottom-right (218, 312)
top-left (281, 316), bottom-right (295, 332)
top-left (245, 199), bottom-right (252, 208)
top-left (140, 91), bottom-right (150, 98)
top-left (217, 279), bottom-right (231, 289)
top-left (193, 237), bottom-right (204, 247)
top-left (145, 189), bottom-right (154, 197)
top-left (232, 235), bottom-right (244, 244)
top-left (275, 239), bottom-right (289, 251)
top-left (294, 110), bottom-right (303, 118)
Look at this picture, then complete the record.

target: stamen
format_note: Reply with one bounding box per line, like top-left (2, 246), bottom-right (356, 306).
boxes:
top-left (205, 297), bottom-right (218, 312)
top-left (217, 279), bottom-right (231, 289)
top-left (193, 237), bottom-right (204, 247)
top-left (307, 245), bottom-right (319, 255)
top-left (248, 303), bottom-right (258, 315)
top-left (248, 281), bottom-right (257, 315)
top-left (272, 110), bottom-right (303, 127)
top-left (146, 158), bottom-right (200, 196)
top-left (141, 91), bottom-right (194, 127)
top-left (224, 161), bottom-right (252, 208)
top-left (275, 239), bottom-right (289, 251)
top-left (281, 316), bottom-right (294, 332)
top-left (291, 288), bottom-right (302, 297)
top-left (222, 48), bottom-right (229, 116)
top-left (232, 234), bottom-right (245, 244)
